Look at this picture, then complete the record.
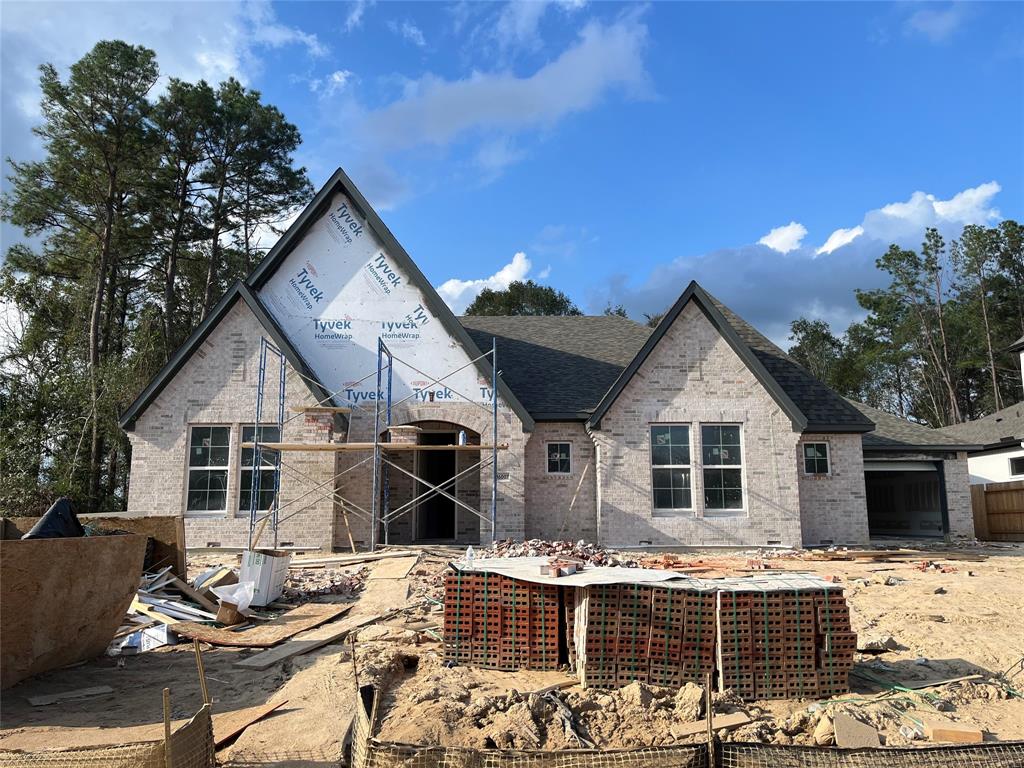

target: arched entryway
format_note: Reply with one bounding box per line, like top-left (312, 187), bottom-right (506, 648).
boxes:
top-left (378, 420), bottom-right (483, 544)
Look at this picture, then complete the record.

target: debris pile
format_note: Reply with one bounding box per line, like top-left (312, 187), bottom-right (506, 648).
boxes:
top-left (283, 566), bottom-right (367, 601)
top-left (483, 539), bottom-right (638, 567)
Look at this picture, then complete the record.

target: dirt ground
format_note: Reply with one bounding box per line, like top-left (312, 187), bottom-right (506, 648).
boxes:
top-left (1, 543), bottom-right (1023, 766)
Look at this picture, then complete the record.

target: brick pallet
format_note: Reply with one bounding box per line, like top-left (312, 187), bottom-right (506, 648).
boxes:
top-left (443, 568), bottom-right (854, 701)
top-left (443, 571), bottom-right (563, 671)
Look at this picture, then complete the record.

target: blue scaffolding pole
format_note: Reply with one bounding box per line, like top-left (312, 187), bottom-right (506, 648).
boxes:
top-left (248, 337), bottom-right (285, 549)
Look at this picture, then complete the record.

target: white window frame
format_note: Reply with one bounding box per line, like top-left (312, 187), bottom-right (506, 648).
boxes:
top-left (1010, 456), bottom-right (1024, 478)
top-left (545, 442), bottom-right (572, 475)
top-left (649, 423), bottom-right (694, 515)
top-left (802, 442), bottom-right (831, 476)
top-left (185, 425), bottom-right (231, 516)
top-left (239, 424), bottom-right (282, 512)
top-left (700, 423), bottom-right (746, 516)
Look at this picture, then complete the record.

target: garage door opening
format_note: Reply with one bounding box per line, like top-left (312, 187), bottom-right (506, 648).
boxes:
top-left (865, 461), bottom-right (946, 538)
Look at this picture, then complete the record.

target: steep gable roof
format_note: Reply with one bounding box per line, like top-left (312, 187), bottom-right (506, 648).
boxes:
top-left (460, 315), bottom-right (653, 419)
top-left (586, 281), bottom-right (875, 433)
top-left (119, 282), bottom-right (333, 430)
top-left (120, 168), bottom-right (535, 432)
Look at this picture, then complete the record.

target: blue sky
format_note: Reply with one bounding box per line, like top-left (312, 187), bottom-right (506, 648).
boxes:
top-left (2, 1), bottom-right (1022, 344)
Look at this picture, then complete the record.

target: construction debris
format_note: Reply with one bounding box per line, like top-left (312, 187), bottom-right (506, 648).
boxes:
top-left (483, 539), bottom-right (638, 567)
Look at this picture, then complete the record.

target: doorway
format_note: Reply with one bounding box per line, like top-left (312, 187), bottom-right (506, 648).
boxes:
top-left (865, 462), bottom-right (946, 538)
top-left (415, 431), bottom-right (457, 541)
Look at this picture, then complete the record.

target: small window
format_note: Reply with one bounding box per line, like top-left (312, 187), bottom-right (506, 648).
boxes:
top-left (702, 424), bottom-right (743, 512)
top-left (1010, 456), bottom-right (1024, 477)
top-left (803, 442), bottom-right (830, 475)
top-left (650, 425), bottom-right (692, 512)
top-left (240, 425), bottom-right (282, 511)
top-left (186, 426), bottom-right (230, 513)
top-left (546, 442), bottom-right (571, 474)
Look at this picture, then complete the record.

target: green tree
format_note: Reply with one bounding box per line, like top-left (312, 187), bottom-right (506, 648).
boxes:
top-left (4, 41), bottom-right (158, 511)
top-left (603, 302), bottom-right (628, 318)
top-left (788, 318), bottom-right (842, 386)
top-left (465, 280), bottom-right (582, 316)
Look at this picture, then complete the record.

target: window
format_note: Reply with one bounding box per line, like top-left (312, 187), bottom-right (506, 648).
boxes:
top-left (1011, 456), bottom-right (1024, 477)
top-left (701, 424), bottom-right (743, 512)
top-left (546, 442), bottom-right (571, 474)
top-left (239, 425), bottom-right (282, 511)
top-left (803, 442), bottom-right (830, 475)
top-left (650, 425), bottom-right (692, 512)
top-left (186, 426), bottom-right (230, 513)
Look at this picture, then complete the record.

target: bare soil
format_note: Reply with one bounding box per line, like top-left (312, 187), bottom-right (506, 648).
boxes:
top-left (1, 543), bottom-right (1022, 765)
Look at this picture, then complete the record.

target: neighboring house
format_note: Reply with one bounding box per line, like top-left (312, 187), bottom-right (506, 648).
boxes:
top-left (119, 168), bottom-right (977, 551)
top-left (939, 335), bottom-right (1024, 485)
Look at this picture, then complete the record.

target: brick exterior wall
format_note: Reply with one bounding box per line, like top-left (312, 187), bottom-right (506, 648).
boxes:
top-left (943, 452), bottom-right (974, 538)
top-left (125, 301), bottom-right (335, 550)
top-left (522, 422), bottom-right (598, 541)
top-left (797, 433), bottom-right (869, 546)
top-left (591, 302), bottom-right (804, 547)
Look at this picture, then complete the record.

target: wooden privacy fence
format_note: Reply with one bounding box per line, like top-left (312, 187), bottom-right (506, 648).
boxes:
top-left (970, 480), bottom-right (1024, 541)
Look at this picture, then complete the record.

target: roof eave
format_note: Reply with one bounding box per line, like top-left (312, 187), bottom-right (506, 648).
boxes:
top-left (862, 442), bottom-right (982, 453)
top-left (805, 422), bottom-right (875, 434)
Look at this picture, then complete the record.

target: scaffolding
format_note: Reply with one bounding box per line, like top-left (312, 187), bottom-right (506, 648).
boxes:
top-left (246, 335), bottom-right (503, 551)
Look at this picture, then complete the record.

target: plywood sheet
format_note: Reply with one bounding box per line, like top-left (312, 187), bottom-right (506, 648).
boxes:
top-left (0, 534), bottom-right (147, 689)
top-left (368, 556), bottom-right (419, 580)
top-left (234, 611), bottom-right (388, 670)
top-left (172, 603), bottom-right (351, 647)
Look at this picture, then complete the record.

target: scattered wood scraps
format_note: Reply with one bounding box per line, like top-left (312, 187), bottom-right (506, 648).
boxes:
top-left (233, 609), bottom-right (388, 670)
top-left (173, 603), bottom-right (352, 647)
top-left (213, 700), bottom-right (288, 749)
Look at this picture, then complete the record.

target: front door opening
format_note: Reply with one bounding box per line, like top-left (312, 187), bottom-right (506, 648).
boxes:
top-left (865, 467), bottom-right (945, 538)
top-left (416, 432), bottom-right (457, 541)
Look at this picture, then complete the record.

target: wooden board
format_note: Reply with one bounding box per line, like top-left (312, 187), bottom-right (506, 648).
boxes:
top-left (234, 611), bottom-right (388, 670)
top-left (834, 712), bottom-right (880, 748)
top-left (920, 714), bottom-right (984, 743)
top-left (28, 686), bottom-right (115, 707)
top-left (289, 550), bottom-right (419, 569)
top-left (172, 603), bottom-right (351, 647)
top-left (213, 700), bottom-right (287, 748)
top-left (368, 556), bottom-right (419, 580)
top-left (669, 712), bottom-right (751, 738)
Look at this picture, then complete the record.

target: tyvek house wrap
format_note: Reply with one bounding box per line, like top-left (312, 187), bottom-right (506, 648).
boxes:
top-left (258, 192), bottom-right (496, 408)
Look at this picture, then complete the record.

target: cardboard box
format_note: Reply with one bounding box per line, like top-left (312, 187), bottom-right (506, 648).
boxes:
top-left (240, 549), bottom-right (291, 606)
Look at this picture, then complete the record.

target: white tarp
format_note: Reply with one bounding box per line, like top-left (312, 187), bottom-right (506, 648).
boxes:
top-left (259, 192), bottom-right (498, 410)
top-left (454, 557), bottom-right (840, 592)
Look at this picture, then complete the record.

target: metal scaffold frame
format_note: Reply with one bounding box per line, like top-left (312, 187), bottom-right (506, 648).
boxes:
top-left (248, 334), bottom-right (503, 551)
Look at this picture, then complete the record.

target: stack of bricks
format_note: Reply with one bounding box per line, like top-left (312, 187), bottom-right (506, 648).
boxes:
top-left (442, 571), bottom-right (562, 671)
top-left (716, 586), bottom-right (853, 700)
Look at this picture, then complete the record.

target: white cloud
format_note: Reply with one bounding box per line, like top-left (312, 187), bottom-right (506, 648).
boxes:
top-left (437, 252), bottom-right (534, 313)
top-left (362, 13), bottom-right (649, 152)
top-left (388, 19), bottom-right (427, 48)
top-left (904, 5), bottom-right (966, 43)
top-left (494, 1), bottom-right (550, 51)
top-left (758, 221), bottom-right (807, 254)
top-left (245, 0), bottom-right (328, 57)
top-left (345, 0), bottom-right (372, 32)
top-left (537, 265), bottom-right (552, 279)
top-left (600, 181), bottom-right (1007, 347)
top-left (475, 136), bottom-right (526, 182)
top-left (816, 226), bottom-right (864, 256)
top-left (325, 69), bottom-right (355, 95)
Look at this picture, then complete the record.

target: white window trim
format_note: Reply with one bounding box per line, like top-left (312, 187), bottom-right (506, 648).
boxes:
top-left (802, 441), bottom-right (832, 476)
top-left (545, 441), bottom-right (573, 475)
top-left (239, 424), bottom-right (282, 512)
top-left (184, 424), bottom-right (232, 516)
top-left (700, 422), bottom-right (746, 517)
top-left (649, 423), bottom-right (695, 516)
top-left (1010, 456), bottom-right (1024, 478)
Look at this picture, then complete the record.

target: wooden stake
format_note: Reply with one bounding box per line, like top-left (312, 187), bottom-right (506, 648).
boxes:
top-left (162, 687), bottom-right (173, 768)
top-left (341, 500), bottom-right (357, 553)
top-left (193, 639), bottom-right (211, 706)
top-left (705, 672), bottom-right (716, 768)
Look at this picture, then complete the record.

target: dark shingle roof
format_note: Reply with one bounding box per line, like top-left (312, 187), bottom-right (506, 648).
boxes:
top-left (459, 315), bottom-right (652, 419)
top-left (846, 400), bottom-right (980, 451)
top-left (706, 295), bottom-right (874, 432)
top-left (938, 402), bottom-right (1024, 449)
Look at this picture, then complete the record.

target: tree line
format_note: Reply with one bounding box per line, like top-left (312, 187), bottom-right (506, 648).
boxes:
top-left (788, 221), bottom-right (1024, 427)
top-left (1, 41), bottom-right (311, 514)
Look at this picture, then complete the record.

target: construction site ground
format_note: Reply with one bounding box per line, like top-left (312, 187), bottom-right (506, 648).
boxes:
top-left (2, 542), bottom-right (1023, 766)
